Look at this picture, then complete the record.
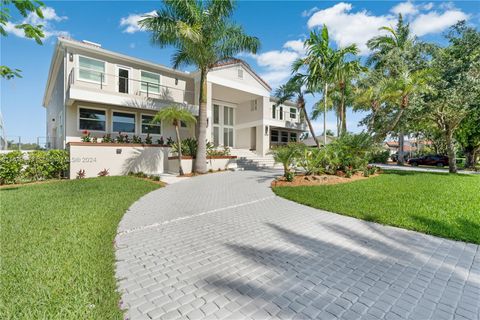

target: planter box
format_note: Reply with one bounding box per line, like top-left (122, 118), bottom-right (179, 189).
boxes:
top-left (167, 156), bottom-right (237, 174)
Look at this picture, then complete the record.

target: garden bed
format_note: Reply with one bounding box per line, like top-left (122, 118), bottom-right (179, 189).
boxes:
top-left (272, 172), bottom-right (380, 187)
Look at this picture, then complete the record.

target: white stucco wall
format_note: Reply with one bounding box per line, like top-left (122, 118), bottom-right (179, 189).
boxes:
top-left (46, 59), bottom-right (65, 149)
top-left (69, 144), bottom-right (169, 178)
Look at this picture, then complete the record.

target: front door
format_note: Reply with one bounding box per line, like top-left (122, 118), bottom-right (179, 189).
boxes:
top-left (118, 68), bottom-right (129, 94)
top-left (212, 104), bottom-right (235, 147)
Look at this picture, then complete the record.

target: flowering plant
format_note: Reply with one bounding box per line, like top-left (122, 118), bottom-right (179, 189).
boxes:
top-left (81, 130), bottom-right (91, 142)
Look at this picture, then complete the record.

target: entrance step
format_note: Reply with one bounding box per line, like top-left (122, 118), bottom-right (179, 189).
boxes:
top-left (230, 148), bottom-right (282, 170)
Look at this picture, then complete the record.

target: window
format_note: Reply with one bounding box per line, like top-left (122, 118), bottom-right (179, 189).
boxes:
top-left (290, 132), bottom-right (297, 142)
top-left (250, 100), bottom-right (257, 111)
top-left (237, 68), bottom-right (243, 79)
top-left (79, 56), bottom-right (105, 83)
top-left (224, 106), bottom-right (233, 126)
top-left (141, 71), bottom-right (160, 94)
top-left (79, 108), bottom-right (106, 131)
top-left (213, 127), bottom-right (220, 146)
top-left (272, 105), bottom-right (276, 119)
top-left (141, 115), bottom-right (160, 135)
top-left (271, 130), bottom-right (279, 142)
top-left (223, 128), bottom-right (233, 147)
top-left (213, 105), bottom-right (220, 124)
top-left (290, 108), bottom-right (297, 119)
top-left (112, 112), bottom-right (135, 133)
top-left (279, 106), bottom-right (283, 120)
top-left (281, 131), bottom-right (288, 143)
top-left (180, 121), bottom-right (187, 128)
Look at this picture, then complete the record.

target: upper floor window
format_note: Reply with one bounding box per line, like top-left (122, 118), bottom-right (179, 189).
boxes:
top-left (141, 115), bottom-right (161, 135)
top-left (112, 111), bottom-right (135, 133)
top-left (279, 106), bottom-right (284, 120)
top-left (272, 105), bottom-right (277, 119)
top-left (290, 108), bottom-right (297, 119)
top-left (141, 71), bottom-right (160, 94)
top-left (78, 56), bottom-right (106, 84)
top-left (250, 99), bottom-right (257, 111)
top-left (79, 107), bottom-right (106, 131)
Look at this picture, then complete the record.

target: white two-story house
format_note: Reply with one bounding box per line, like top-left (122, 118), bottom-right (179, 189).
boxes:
top-left (43, 37), bottom-right (306, 158)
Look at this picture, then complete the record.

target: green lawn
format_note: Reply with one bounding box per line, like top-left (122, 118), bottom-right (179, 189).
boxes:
top-left (0, 177), bottom-right (161, 319)
top-left (273, 171), bottom-right (480, 244)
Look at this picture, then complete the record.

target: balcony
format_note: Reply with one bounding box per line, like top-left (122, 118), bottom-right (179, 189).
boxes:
top-left (66, 68), bottom-right (197, 112)
top-left (270, 106), bottom-right (307, 131)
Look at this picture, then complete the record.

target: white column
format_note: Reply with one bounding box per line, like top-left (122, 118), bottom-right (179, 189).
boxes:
top-left (205, 81), bottom-right (213, 142)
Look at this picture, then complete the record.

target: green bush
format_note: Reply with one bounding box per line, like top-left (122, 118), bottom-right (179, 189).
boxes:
top-left (329, 133), bottom-right (374, 173)
top-left (271, 143), bottom-right (304, 177)
top-left (171, 138), bottom-right (198, 157)
top-left (370, 149), bottom-right (390, 164)
top-left (24, 150), bottom-right (69, 181)
top-left (0, 151), bottom-right (25, 184)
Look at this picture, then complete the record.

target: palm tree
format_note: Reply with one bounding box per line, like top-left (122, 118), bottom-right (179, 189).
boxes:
top-left (332, 55), bottom-right (364, 135)
top-left (140, 0), bottom-right (260, 173)
top-left (153, 105), bottom-right (196, 176)
top-left (274, 76), bottom-right (320, 148)
top-left (353, 71), bottom-right (387, 132)
top-left (381, 69), bottom-right (430, 164)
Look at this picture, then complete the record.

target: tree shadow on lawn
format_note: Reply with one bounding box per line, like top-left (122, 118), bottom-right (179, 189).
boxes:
top-left (382, 169), bottom-right (478, 178)
top-left (200, 222), bottom-right (477, 318)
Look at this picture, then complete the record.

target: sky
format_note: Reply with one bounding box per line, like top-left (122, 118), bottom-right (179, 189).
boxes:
top-left (1, 0), bottom-right (479, 143)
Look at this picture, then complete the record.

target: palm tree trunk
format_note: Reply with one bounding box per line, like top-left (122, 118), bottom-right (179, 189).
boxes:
top-left (397, 131), bottom-right (405, 165)
top-left (299, 98), bottom-right (320, 149)
top-left (323, 83), bottom-right (328, 146)
top-left (445, 128), bottom-right (457, 173)
top-left (340, 83), bottom-right (346, 135)
top-left (194, 68), bottom-right (207, 173)
top-left (175, 123), bottom-right (184, 176)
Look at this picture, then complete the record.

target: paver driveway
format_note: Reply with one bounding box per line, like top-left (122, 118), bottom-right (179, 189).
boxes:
top-left (115, 170), bottom-right (480, 320)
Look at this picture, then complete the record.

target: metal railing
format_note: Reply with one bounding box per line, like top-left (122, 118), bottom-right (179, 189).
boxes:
top-left (3, 136), bottom-right (57, 151)
top-left (68, 67), bottom-right (196, 104)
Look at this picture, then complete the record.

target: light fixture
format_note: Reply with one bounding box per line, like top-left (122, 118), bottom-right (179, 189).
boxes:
top-left (265, 125), bottom-right (269, 136)
top-left (206, 117), bottom-right (209, 128)
top-left (69, 53), bottom-right (73, 62)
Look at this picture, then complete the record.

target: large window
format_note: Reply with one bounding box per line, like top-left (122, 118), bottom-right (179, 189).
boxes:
top-left (141, 115), bottom-right (160, 135)
top-left (279, 106), bottom-right (283, 120)
top-left (224, 106), bottom-right (234, 126)
top-left (78, 56), bottom-right (105, 84)
top-left (223, 128), bottom-right (234, 147)
top-left (112, 112), bottom-right (135, 133)
top-left (271, 130), bottom-right (279, 142)
top-left (272, 105), bottom-right (276, 119)
top-left (290, 108), bottom-right (297, 119)
top-left (213, 105), bottom-right (220, 124)
top-left (281, 131), bottom-right (288, 143)
top-left (79, 108), bottom-right (106, 131)
top-left (141, 71), bottom-right (160, 94)
top-left (290, 132), bottom-right (297, 142)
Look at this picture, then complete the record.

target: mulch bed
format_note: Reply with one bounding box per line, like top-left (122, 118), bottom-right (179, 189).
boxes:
top-left (271, 172), bottom-right (379, 187)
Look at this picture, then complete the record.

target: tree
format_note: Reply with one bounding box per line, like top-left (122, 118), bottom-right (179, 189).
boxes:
top-left (456, 104), bottom-right (480, 169)
top-left (274, 76), bottom-right (320, 148)
top-left (140, 0), bottom-right (260, 173)
top-left (153, 105), bottom-right (196, 176)
top-left (365, 15), bottom-right (431, 165)
top-left (1, 0), bottom-right (45, 79)
top-left (293, 25), bottom-right (339, 146)
top-left (422, 22), bottom-right (480, 173)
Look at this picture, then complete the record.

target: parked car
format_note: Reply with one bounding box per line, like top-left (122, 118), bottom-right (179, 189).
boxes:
top-left (407, 155), bottom-right (449, 167)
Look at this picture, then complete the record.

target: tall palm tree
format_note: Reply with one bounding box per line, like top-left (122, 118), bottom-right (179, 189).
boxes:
top-left (292, 25), bottom-right (337, 146)
top-left (153, 105), bottom-right (196, 176)
top-left (140, 0), bottom-right (260, 173)
top-left (274, 76), bottom-right (320, 148)
top-left (353, 71), bottom-right (387, 132)
top-left (332, 55), bottom-right (364, 135)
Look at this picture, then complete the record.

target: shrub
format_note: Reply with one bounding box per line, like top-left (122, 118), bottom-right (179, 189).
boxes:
top-left (145, 134), bottom-right (152, 144)
top-left (0, 151), bottom-right (25, 184)
top-left (270, 143), bottom-right (303, 177)
top-left (132, 135), bottom-right (142, 144)
top-left (172, 138), bottom-right (198, 156)
top-left (370, 149), bottom-right (390, 164)
top-left (285, 171), bottom-right (295, 182)
top-left (101, 134), bottom-right (113, 143)
top-left (329, 133), bottom-right (374, 173)
top-left (24, 150), bottom-right (69, 181)
top-left (98, 169), bottom-right (109, 177)
top-left (206, 142), bottom-right (231, 157)
top-left (76, 169), bottom-right (86, 179)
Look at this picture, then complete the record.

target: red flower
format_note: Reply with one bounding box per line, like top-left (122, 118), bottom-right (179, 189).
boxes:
top-left (82, 130), bottom-right (89, 135)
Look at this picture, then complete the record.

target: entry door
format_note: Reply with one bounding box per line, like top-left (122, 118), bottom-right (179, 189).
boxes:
top-left (212, 104), bottom-right (234, 147)
top-left (118, 68), bottom-right (129, 93)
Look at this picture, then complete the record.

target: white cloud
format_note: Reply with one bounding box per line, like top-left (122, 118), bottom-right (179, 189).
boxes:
top-left (411, 9), bottom-right (469, 36)
top-left (301, 7), bottom-right (320, 18)
top-left (120, 11), bottom-right (156, 33)
top-left (307, 2), bottom-right (394, 55)
top-left (391, 2), bottom-right (418, 16)
top-left (5, 6), bottom-right (69, 40)
top-left (283, 39), bottom-right (306, 55)
top-left (306, 2), bottom-right (470, 55)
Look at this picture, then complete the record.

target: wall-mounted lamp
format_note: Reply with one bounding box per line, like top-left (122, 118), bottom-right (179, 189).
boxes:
top-left (116, 149), bottom-right (122, 154)
top-left (265, 125), bottom-right (269, 136)
top-left (175, 78), bottom-right (179, 85)
top-left (206, 117), bottom-right (209, 128)
top-left (69, 53), bottom-right (73, 62)
top-left (52, 118), bottom-right (55, 122)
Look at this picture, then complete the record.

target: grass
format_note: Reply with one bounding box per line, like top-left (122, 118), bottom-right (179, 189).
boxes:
top-left (273, 170), bottom-right (480, 244)
top-left (0, 176), bottom-right (161, 319)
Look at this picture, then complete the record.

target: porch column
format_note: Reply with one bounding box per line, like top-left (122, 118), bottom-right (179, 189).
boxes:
top-left (256, 124), bottom-right (270, 156)
top-left (205, 81), bottom-right (213, 143)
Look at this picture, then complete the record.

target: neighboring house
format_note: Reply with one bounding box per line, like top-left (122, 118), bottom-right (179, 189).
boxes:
top-left (42, 37), bottom-right (306, 157)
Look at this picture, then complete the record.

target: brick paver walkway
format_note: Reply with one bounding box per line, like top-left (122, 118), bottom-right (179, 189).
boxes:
top-left (115, 170), bottom-right (480, 320)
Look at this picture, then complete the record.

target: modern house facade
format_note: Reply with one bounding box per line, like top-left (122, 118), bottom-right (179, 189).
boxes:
top-left (43, 37), bottom-right (306, 159)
